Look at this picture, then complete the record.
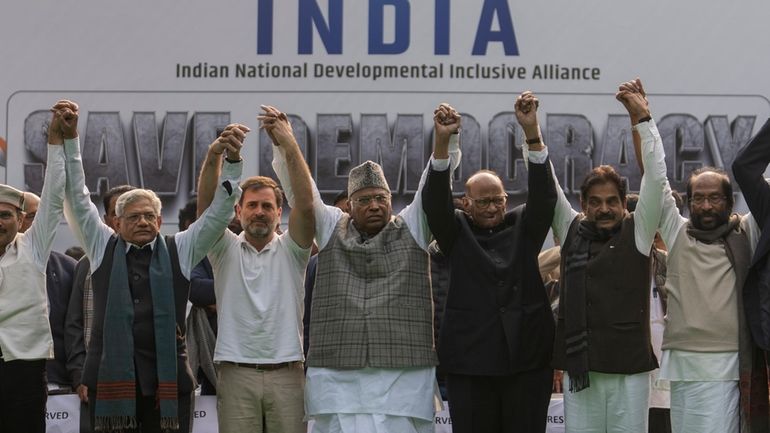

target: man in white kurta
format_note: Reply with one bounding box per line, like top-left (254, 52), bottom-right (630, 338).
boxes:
top-left (657, 164), bottom-right (757, 433)
top-left (0, 101), bottom-right (68, 433)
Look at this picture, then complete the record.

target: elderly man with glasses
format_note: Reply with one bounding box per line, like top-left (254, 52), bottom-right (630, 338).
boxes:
top-left (653, 109), bottom-right (766, 432)
top-left (272, 103), bottom-right (461, 433)
top-left (60, 99), bottom-right (245, 433)
top-left (422, 98), bottom-right (557, 433)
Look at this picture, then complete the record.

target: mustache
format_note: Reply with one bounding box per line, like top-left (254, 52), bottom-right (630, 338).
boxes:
top-left (595, 212), bottom-right (615, 221)
top-left (699, 209), bottom-right (717, 215)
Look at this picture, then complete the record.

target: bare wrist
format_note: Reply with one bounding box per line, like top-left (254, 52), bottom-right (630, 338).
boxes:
top-left (631, 110), bottom-right (651, 124)
top-left (523, 125), bottom-right (541, 140)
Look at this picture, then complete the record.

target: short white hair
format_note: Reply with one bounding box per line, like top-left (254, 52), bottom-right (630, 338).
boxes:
top-left (115, 189), bottom-right (162, 217)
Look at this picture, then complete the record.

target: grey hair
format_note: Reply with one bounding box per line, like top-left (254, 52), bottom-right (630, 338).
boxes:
top-left (115, 189), bottom-right (162, 217)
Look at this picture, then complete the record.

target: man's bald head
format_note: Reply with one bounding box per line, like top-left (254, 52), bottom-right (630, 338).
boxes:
top-left (465, 170), bottom-right (504, 196)
top-left (20, 192), bottom-right (40, 233)
top-left (463, 170), bottom-right (507, 229)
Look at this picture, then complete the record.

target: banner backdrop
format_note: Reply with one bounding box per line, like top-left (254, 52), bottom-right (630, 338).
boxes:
top-left (3, 0), bottom-right (770, 250)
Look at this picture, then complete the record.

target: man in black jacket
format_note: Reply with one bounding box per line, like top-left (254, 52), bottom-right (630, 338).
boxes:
top-left (732, 119), bottom-right (770, 428)
top-left (734, 118), bottom-right (770, 354)
top-left (20, 192), bottom-right (77, 394)
top-left (422, 97), bottom-right (556, 433)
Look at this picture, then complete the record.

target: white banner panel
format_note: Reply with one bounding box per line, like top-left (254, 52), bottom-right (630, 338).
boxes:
top-left (192, 396), bottom-right (219, 433)
top-left (4, 0), bottom-right (770, 250)
top-left (47, 395), bottom-right (566, 432)
top-left (45, 394), bottom-right (80, 433)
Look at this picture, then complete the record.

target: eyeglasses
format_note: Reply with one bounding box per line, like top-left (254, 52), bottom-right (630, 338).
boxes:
top-left (122, 212), bottom-right (158, 224)
top-left (0, 211), bottom-right (17, 221)
top-left (353, 194), bottom-right (391, 207)
top-left (690, 194), bottom-right (727, 206)
top-left (467, 195), bottom-right (507, 209)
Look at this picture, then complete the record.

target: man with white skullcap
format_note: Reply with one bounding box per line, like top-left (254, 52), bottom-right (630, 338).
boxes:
top-left (0, 100), bottom-right (68, 433)
top-left (271, 103), bottom-right (461, 433)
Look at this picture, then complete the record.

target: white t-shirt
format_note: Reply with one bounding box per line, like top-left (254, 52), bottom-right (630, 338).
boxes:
top-left (210, 230), bottom-right (311, 364)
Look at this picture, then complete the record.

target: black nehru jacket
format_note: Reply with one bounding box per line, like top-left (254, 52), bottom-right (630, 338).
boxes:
top-left (81, 235), bottom-right (195, 396)
top-left (553, 215), bottom-right (657, 374)
top-left (423, 157), bottom-right (557, 375)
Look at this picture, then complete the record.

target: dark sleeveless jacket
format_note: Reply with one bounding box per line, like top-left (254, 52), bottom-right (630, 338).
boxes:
top-left (81, 235), bottom-right (195, 395)
top-left (553, 214), bottom-right (658, 374)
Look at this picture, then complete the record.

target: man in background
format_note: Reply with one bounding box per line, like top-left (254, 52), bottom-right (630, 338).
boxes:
top-left (21, 192), bottom-right (77, 395)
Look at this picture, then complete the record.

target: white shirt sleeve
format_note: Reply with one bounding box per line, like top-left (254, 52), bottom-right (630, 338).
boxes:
top-left (658, 171), bottom-right (687, 251)
top-left (175, 160), bottom-right (242, 279)
top-left (271, 145), bottom-right (342, 250)
top-left (634, 120), bottom-right (668, 256)
top-left (550, 157), bottom-right (579, 244)
top-left (528, 147), bottom-right (549, 165)
top-left (282, 231), bottom-right (313, 268)
top-left (23, 144), bottom-right (67, 271)
top-left (398, 159), bottom-right (434, 251)
top-left (402, 135), bottom-right (462, 250)
top-left (62, 137), bottom-right (115, 272)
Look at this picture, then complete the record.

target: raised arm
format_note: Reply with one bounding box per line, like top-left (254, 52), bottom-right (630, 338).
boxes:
top-left (196, 124), bottom-right (250, 217)
top-left (271, 125), bottom-right (343, 251)
top-left (259, 105), bottom-right (314, 249)
top-left (733, 119), bottom-right (770, 230)
top-left (179, 125), bottom-right (247, 278)
top-left (515, 92), bottom-right (557, 242)
top-left (616, 79), bottom-right (666, 255)
top-left (422, 103), bottom-right (462, 254)
top-left (59, 101), bottom-right (114, 271)
top-left (621, 80), bottom-right (683, 249)
top-left (23, 100), bottom-right (68, 269)
top-left (512, 91), bottom-right (577, 242)
top-left (401, 144), bottom-right (461, 251)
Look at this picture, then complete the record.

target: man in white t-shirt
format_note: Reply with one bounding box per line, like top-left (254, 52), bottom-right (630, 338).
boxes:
top-left (196, 106), bottom-right (315, 433)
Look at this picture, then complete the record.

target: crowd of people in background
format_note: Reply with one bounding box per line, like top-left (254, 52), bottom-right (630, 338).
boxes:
top-left (1, 78), bottom-right (770, 433)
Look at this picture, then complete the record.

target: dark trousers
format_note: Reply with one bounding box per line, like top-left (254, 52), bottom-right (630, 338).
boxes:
top-left (447, 367), bottom-right (552, 433)
top-left (88, 390), bottom-right (193, 433)
top-left (197, 367), bottom-right (216, 396)
top-left (80, 400), bottom-right (92, 433)
top-left (0, 358), bottom-right (47, 433)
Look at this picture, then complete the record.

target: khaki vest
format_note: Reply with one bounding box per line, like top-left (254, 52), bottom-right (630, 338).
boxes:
top-left (307, 215), bottom-right (437, 368)
top-left (662, 225), bottom-right (741, 352)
